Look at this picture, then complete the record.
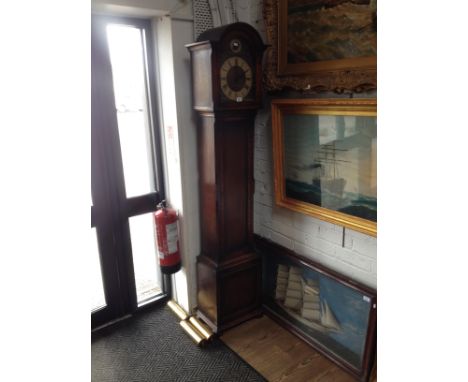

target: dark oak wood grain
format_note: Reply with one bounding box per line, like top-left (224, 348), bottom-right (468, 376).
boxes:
top-left (187, 23), bottom-right (267, 333)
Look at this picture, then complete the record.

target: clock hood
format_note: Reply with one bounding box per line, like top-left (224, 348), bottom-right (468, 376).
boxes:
top-left (196, 22), bottom-right (266, 51)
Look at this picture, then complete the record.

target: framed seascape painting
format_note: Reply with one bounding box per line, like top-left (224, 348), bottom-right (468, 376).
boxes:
top-left (259, 243), bottom-right (377, 381)
top-left (263, 0), bottom-right (377, 92)
top-left (271, 98), bottom-right (377, 236)
top-left (278, 0), bottom-right (377, 75)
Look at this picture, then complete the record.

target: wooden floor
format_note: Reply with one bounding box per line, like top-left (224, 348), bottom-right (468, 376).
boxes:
top-left (221, 315), bottom-right (357, 382)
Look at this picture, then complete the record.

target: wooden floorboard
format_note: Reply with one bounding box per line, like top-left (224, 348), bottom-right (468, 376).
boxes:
top-left (221, 315), bottom-right (357, 382)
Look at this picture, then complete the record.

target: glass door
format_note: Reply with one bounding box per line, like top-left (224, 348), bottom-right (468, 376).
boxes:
top-left (91, 15), bottom-right (167, 329)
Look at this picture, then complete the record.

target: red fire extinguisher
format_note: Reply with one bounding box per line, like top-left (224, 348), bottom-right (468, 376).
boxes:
top-left (154, 200), bottom-right (181, 274)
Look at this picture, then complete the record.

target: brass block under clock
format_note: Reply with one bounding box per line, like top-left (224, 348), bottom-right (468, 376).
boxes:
top-left (187, 22), bottom-right (266, 333)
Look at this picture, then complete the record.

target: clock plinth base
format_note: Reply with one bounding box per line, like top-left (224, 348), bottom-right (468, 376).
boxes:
top-left (196, 252), bottom-right (262, 334)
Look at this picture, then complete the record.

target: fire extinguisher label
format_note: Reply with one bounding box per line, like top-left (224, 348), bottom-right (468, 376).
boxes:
top-left (166, 222), bottom-right (178, 254)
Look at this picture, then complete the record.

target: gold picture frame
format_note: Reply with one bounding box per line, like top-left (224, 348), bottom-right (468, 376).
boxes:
top-left (263, 0), bottom-right (377, 93)
top-left (271, 98), bottom-right (377, 236)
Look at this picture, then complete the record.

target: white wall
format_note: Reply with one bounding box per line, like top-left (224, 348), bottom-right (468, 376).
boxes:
top-left (92, 0), bottom-right (193, 19)
top-left (233, 0), bottom-right (266, 41)
top-left (151, 15), bottom-right (199, 313)
top-left (163, 18), bottom-right (200, 313)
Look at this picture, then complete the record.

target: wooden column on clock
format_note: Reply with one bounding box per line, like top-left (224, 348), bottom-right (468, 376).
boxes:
top-left (186, 23), bottom-right (266, 333)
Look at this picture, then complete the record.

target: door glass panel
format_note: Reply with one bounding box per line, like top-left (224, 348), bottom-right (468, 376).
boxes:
top-left (128, 213), bottom-right (162, 304)
top-left (91, 227), bottom-right (106, 311)
top-left (106, 24), bottom-right (154, 198)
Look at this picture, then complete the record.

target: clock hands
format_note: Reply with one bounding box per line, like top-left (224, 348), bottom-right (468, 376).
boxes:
top-left (220, 56), bottom-right (253, 101)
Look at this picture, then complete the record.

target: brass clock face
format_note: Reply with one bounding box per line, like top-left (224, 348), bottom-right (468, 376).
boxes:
top-left (220, 56), bottom-right (253, 102)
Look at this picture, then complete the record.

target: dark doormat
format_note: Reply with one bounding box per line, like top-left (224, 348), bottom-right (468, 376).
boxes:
top-left (92, 304), bottom-right (267, 382)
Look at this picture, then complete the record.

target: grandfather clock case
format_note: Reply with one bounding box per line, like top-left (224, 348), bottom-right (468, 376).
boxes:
top-left (186, 23), bottom-right (266, 333)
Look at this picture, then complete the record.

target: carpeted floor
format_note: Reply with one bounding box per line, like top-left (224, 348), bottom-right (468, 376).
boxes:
top-left (91, 304), bottom-right (266, 382)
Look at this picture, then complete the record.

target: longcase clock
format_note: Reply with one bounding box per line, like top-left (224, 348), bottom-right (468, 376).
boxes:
top-left (186, 23), bottom-right (266, 333)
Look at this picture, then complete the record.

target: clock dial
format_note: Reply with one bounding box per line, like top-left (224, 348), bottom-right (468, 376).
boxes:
top-left (220, 56), bottom-right (253, 102)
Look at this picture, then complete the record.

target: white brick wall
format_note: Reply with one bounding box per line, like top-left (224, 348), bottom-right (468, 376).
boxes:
top-left (253, 106), bottom-right (377, 289)
top-left (234, 0), bottom-right (266, 41)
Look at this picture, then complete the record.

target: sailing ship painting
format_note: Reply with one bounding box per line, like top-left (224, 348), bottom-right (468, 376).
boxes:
top-left (276, 265), bottom-right (341, 333)
top-left (313, 142), bottom-right (348, 211)
top-left (265, 259), bottom-right (373, 371)
top-left (283, 113), bottom-right (377, 222)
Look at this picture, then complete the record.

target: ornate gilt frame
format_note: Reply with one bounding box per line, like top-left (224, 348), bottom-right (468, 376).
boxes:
top-left (271, 98), bottom-right (377, 236)
top-left (263, 0), bottom-right (377, 93)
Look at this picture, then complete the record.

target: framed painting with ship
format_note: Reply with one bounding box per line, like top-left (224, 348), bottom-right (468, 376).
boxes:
top-left (258, 237), bottom-right (377, 381)
top-left (271, 98), bottom-right (377, 236)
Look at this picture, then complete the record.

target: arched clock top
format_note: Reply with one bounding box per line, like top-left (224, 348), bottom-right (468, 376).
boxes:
top-left (186, 22), bottom-right (266, 112)
top-left (195, 22), bottom-right (265, 50)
